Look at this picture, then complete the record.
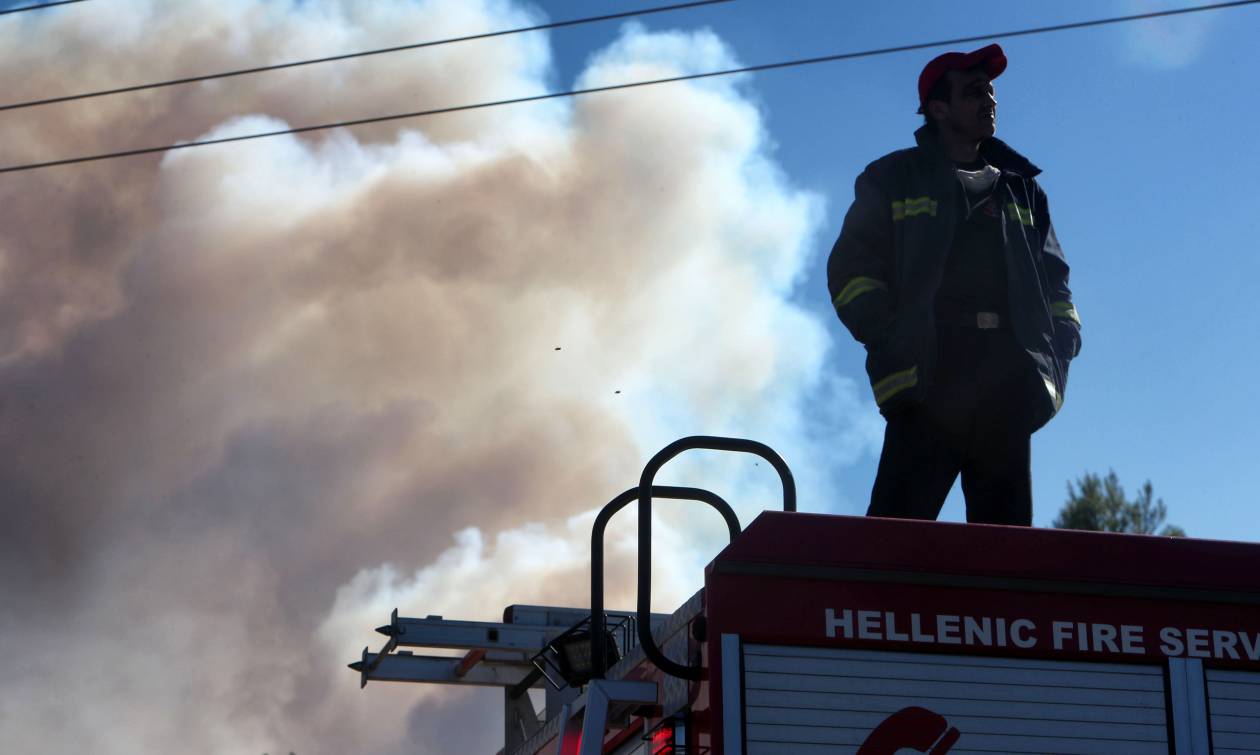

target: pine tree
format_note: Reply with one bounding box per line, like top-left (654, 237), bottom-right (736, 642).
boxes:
top-left (1052, 470), bottom-right (1185, 536)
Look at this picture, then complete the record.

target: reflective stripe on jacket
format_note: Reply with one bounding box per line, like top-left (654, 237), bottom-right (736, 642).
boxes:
top-left (826, 125), bottom-right (1081, 429)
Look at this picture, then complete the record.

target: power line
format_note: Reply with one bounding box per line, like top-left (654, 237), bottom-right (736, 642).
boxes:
top-left (0, 0), bottom-right (735, 112)
top-left (0, 0), bottom-right (88, 16)
top-left (4, 0), bottom-right (1258, 175)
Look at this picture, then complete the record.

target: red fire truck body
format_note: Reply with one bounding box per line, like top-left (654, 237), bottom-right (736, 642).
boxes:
top-left (701, 512), bottom-right (1260, 754)
top-left (358, 511), bottom-right (1260, 754)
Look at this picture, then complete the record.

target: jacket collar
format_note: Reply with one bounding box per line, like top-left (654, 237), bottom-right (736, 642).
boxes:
top-left (913, 124), bottom-right (1042, 178)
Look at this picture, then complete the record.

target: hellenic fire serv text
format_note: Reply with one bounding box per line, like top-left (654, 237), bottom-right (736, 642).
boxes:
top-left (825, 608), bottom-right (1260, 662)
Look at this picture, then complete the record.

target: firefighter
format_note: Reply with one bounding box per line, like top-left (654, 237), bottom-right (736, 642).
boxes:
top-left (827, 43), bottom-right (1081, 526)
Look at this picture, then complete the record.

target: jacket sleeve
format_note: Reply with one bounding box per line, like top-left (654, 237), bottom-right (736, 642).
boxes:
top-left (1035, 183), bottom-right (1081, 361)
top-left (827, 167), bottom-right (896, 349)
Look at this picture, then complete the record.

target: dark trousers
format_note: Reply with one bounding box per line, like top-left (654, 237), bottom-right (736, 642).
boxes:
top-left (868, 325), bottom-right (1034, 526)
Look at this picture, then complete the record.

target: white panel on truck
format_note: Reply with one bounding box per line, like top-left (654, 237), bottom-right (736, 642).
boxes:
top-left (1208, 668), bottom-right (1260, 754)
top-left (742, 644), bottom-right (1167, 754)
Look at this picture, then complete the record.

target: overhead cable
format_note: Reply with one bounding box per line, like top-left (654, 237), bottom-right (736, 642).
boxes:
top-left (0, 0), bottom-right (88, 16)
top-left (3, 0), bottom-right (1258, 175)
top-left (0, 0), bottom-right (735, 112)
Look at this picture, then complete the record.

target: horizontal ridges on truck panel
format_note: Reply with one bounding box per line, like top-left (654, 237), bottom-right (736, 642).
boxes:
top-left (742, 645), bottom-right (1170, 753)
top-left (1207, 668), bottom-right (1260, 752)
top-left (710, 512), bottom-right (1260, 596)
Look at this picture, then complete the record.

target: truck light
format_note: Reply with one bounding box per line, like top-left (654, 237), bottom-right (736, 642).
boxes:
top-left (645, 713), bottom-right (687, 754)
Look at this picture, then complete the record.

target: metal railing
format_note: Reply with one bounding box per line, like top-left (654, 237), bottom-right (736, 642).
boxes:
top-left (623, 435), bottom-right (796, 681)
top-left (589, 485), bottom-right (738, 680)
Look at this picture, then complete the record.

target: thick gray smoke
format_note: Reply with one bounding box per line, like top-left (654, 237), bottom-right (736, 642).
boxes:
top-left (0, 1), bottom-right (880, 752)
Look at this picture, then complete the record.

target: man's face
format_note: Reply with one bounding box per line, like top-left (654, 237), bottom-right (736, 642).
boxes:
top-left (935, 69), bottom-right (997, 140)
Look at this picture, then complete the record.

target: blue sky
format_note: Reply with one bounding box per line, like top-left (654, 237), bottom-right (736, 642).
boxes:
top-left (524, 0), bottom-right (1260, 538)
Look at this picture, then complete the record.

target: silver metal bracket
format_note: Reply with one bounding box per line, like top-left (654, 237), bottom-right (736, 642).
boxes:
top-left (551, 679), bottom-right (658, 755)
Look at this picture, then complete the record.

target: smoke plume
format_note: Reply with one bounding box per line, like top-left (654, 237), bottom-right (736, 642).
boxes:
top-left (0, 1), bottom-right (879, 752)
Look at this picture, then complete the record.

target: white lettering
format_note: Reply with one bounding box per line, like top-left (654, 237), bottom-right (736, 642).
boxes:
top-left (858, 610), bottom-right (881, 640)
top-left (825, 608), bottom-right (852, 639)
top-left (885, 612), bottom-right (909, 642)
top-left (1051, 621), bottom-right (1073, 650)
top-left (1186, 628), bottom-right (1210, 658)
top-left (1011, 619), bottom-right (1036, 648)
top-left (1092, 623), bottom-right (1120, 654)
top-left (1160, 627), bottom-right (1184, 656)
top-left (1121, 625), bottom-right (1145, 654)
top-left (826, 611), bottom-right (1260, 662)
top-left (911, 613), bottom-right (935, 643)
top-left (1239, 632), bottom-right (1260, 661)
top-left (963, 616), bottom-right (992, 647)
top-left (1213, 631), bottom-right (1240, 660)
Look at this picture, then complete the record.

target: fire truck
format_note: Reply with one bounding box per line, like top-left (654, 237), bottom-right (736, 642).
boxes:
top-left (350, 436), bottom-right (1260, 754)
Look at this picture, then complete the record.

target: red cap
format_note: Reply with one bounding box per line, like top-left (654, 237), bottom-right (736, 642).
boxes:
top-left (917, 43), bottom-right (1007, 114)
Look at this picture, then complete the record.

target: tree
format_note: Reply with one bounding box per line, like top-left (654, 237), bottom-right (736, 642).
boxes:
top-left (1053, 470), bottom-right (1185, 536)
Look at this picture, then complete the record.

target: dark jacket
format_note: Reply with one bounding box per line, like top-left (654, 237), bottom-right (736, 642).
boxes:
top-left (827, 125), bottom-right (1081, 431)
